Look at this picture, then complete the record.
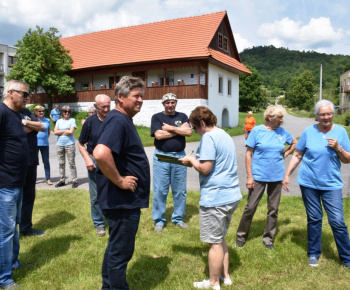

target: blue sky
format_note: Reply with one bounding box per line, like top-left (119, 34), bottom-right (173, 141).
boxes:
top-left (0, 0), bottom-right (349, 55)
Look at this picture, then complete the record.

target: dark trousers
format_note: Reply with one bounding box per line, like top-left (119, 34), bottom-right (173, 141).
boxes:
top-left (20, 166), bottom-right (37, 233)
top-left (101, 208), bottom-right (141, 290)
top-left (236, 181), bottom-right (282, 245)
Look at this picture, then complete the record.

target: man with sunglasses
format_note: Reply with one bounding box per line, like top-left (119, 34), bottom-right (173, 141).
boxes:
top-left (0, 80), bottom-right (30, 289)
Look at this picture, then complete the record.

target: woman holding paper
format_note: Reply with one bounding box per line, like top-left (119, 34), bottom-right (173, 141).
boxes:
top-left (180, 106), bottom-right (242, 290)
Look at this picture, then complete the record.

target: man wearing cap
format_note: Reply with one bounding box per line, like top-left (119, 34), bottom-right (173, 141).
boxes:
top-left (151, 93), bottom-right (192, 232)
top-left (243, 111), bottom-right (256, 140)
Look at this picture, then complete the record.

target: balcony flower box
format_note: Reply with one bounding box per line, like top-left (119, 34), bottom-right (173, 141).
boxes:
top-left (177, 79), bottom-right (185, 85)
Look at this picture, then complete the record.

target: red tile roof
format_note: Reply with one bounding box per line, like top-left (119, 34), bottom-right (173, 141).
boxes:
top-left (60, 11), bottom-right (251, 74)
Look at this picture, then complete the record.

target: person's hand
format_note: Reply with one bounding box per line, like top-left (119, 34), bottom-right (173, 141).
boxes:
top-left (179, 156), bottom-right (195, 166)
top-left (162, 123), bottom-right (172, 132)
top-left (118, 176), bottom-right (138, 192)
top-left (327, 138), bottom-right (340, 151)
top-left (246, 177), bottom-right (255, 189)
top-left (282, 177), bottom-right (290, 191)
top-left (85, 158), bottom-right (96, 171)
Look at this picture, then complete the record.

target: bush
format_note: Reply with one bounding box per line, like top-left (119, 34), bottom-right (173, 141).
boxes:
top-left (344, 113), bottom-right (350, 126)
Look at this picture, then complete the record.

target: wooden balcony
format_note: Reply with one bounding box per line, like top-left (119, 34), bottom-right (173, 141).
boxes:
top-left (341, 85), bottom-right (350, 93)
top-left (29, 84), bottom-right (208, 104)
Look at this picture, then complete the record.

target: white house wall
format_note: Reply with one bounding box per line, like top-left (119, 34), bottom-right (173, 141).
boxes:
top-left (207, 63), bottom-right (239, 128)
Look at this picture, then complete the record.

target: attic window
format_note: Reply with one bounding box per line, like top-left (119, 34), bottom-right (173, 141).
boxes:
top-left (223, 37), bottom-right (228, 52)
top-left (218, 33), bottom-right (223, 49)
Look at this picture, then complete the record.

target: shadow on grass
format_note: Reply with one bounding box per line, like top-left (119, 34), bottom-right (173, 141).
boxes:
top-left (15, 235), bottom-right (82, 279)
top-left (128, 255), bottom-right (172, 289)
top-left (244, 217), bottom-right (291, 241)
top-left (164, 204), bottom-right (198, 224)
top-left (32, 211), bottom-right (76, 231)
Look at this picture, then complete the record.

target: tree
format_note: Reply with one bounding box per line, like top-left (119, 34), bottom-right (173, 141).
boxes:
top-left (7, 26), bottom-right (75, 110)
top-left (286, 70), bottom-right (315, 111)
top-left (239, 65), bottom-right (264, 110)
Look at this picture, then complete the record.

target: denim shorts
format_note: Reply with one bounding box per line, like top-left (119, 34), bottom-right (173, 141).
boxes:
top-left (199, 200), bottom-right (240, 243)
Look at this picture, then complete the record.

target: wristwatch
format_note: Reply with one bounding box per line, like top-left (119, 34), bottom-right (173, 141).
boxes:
top-left (22, 119), bottom-right (27, 126)
top-left (337, 146), bottom-right (342, 153)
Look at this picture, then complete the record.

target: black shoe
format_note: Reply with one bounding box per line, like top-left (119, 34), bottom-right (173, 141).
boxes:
top-left (235, 240), bottom-right (245, 248)
top-left (72, 182), bottom-right (78, 188)
top-left (20, 228), bottom-right (45, 237)
top-left (55, 181), bottom-right (65, 187)
top-left (2, 281), bottom-right (22, 289)
top-left (263, 243), bottom-right (274, 250)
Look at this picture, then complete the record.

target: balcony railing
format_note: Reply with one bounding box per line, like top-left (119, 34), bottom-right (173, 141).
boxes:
top-left (341, 85), bottom-right (350, 93)
top-left (0, 64), bottom-right (4, 73)
top-left (29, 84), bottom-right (208, 104)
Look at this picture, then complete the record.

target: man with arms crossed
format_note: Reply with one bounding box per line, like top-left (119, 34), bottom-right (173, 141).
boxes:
top-left (0, 80), bottom-right (30, 289)
top-left (78, 94), bottom-right (111, 237)
top-left (151, 93), bottom-right (192, 232)
top-left (94, 76), bottom-right (150, 289)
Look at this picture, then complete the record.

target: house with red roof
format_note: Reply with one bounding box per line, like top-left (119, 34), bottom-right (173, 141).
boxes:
top-left (31, 11), bottom-right (251, 127)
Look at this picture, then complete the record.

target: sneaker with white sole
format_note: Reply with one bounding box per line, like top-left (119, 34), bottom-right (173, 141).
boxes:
top-left (154, 225), bottom-right (163, 232)
top-left (177, 222), bottom-right (189, 229)
top-left (308, 256), bottom-right (318, 267)
top-left (219, 276), bottom-right (232, 285)
top-left (193, 279), bottom-right (220, 290)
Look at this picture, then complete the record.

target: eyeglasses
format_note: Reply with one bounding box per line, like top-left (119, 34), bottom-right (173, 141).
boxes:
top-left (63, 111), bottom-right (71, 113)
top-left (12, 90), bottom-right (30, 98)
top-left (37, 110), bottom-right (45, 113)
top-left (318, 112), bottom-right (333, 117)
top-left (190, 124), bottom-right (197, 132)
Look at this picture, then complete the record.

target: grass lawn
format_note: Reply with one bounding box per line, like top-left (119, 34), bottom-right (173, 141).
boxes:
top-left (15, 189), bottom-right (350, 289)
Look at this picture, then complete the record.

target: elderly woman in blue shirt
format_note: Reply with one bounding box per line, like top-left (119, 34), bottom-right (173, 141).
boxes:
top-left (236, 105), bottom-right (297, 250)
top-left (283, 100), bottom-right (350, 269)
top-left (180, 106), bottom-right (241, 290)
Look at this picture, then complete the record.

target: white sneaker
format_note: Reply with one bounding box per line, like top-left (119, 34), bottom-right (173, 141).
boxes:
top-left (220, 276), bottom-right (232, 285)
top-left (193, 279), bottom-right (220, 290)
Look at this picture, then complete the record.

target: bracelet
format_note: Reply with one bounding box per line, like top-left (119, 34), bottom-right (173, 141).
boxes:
top-left (337, 146), bottom-right (342, 153)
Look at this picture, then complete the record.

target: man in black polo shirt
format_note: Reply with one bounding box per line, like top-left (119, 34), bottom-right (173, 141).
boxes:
top-left (94, 76), bottom-right (150, 290)
top-left (78, 94), bottom-right (111, 237)
top-left (151, 93), bottom-right (192, 233)
top-left (0, 80), bottom-right (30, 289)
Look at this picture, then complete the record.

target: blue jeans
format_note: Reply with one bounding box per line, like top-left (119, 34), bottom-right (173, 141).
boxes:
top-left (300, 185), bottom-right (350, 265)
top-left (152, 149), bottom-right (187, 226)
top-left (101, 208), bottom-right (140, 290)
top-left (38, 146), bottom-right (51, 180)
top-left (0, 187), bottom-right (22, 287)
top-left (87, 156), bottom-right (105, 228)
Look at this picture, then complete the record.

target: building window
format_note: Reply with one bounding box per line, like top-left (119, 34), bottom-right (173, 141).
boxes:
top-left (218, 33), bottom-right (223, 50)
top-left (218, 76), bottom-right (223, 94)
top-left (223, 37), bottom-right (228, 52)
top-left (8, 56), bottom-right (16, 67)
top-left (348, 95), bottom-right (350, 103)
top-left (227, 79), bottom-right (232, 96)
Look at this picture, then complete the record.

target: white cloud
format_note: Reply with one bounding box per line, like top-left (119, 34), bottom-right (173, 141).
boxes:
top-left (233, 34), bottom-right (254, 52)
top-left (257, 17), bottom-right (344, 51)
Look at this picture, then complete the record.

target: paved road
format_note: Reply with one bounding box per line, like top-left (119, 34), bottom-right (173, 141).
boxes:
top-left (37, 113), bottom-right (350, 197)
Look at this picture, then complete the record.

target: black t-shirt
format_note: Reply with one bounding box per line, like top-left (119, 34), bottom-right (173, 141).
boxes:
top-left (20, 108), bottom-right (39, 166)
top-left (151, 111), bottom-right (188, 152)
top-left (79, 114), bottom-right (102, 154)
top-left (96, 110), bottom-right (150, 210)
top-left (0, 103), bottom-right (29, 187)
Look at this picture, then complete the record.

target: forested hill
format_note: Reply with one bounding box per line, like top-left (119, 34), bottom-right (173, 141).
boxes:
top-left (239, 45), bottom-right (350, 93)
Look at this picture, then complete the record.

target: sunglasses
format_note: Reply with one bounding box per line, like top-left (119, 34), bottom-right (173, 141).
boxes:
top-left (12, 90), bottom-right (30, 98)
top-left (37, 110), bottom-right (45, 113)
top-left (63, 111), bottom-right (71, 113)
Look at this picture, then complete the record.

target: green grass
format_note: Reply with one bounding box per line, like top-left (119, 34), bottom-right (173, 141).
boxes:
top-left (15, 189), bottom-right (350, 289)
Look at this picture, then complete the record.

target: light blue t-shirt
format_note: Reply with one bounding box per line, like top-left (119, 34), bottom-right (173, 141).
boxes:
top-left (50, 109), bottom-right (60, 121)
top-left (196, 128), bottom-right (242, 207)
top-left (55, 118), bottom-right (76, 146)
top-left (37, 117), bottom-right (51, 146)
top-left (246, 124), bottom-right (293, 182)
top-left (296, 124), bottom-right (350, 190)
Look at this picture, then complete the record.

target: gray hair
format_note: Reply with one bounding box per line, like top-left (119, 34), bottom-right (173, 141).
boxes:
top-left (115, 76), bottom-right (145, 103)
top-left (88, 106), bottom-right (96, 113)
top-left (61, 105), bottom-right (71, 115)
top-left (263, 105), bottom-right (285, 121)
top-left (314, 99), bottom-right (335, 119)
top-left (3, 80), bottom-right (29, 99)
top-left (95, 94), bottom-right (111, 104)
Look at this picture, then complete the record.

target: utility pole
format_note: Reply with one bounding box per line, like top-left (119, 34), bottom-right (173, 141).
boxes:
top-left (319, 64), bottom-right (322, 100)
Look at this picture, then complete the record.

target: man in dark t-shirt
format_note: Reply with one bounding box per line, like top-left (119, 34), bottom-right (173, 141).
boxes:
top-left (19, 108), bottom-right (45, 237)
top-left (0, 80), bottom-right (30, 289)
top-left (151, 93), bottom-right (192, 233)
top-left (78, 94), bottom-right (111, 237)
top-left (93, 76), bottom-right (150, 290)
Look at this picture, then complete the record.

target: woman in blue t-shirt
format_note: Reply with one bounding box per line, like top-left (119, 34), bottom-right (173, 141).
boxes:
top-left (180, 106), bottom-right (242, 289)
top-left (283, 100), bottom-right (350, 269)
top-left (34, 105), bottom-right (52, 185)
top-left (236, 105), bottom-right (297, 250)
top-left (54, 105), bottom-right (78, 188)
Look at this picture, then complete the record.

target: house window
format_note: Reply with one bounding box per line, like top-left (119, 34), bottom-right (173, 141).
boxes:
top-left (218, 76), bottom-right (223, 94)
top-left (227, 79), bottom-right (232, 96)
top-left (218, 33), bottom-right (223, 50)
top-left (348, 95), bottom-right (350, 103)
top-left (223, 37), bottom-right (228, 52)
top-left (8, 56), bottom-right (16, 67)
